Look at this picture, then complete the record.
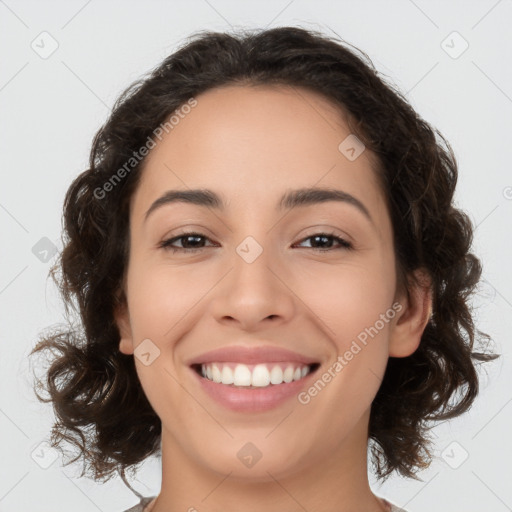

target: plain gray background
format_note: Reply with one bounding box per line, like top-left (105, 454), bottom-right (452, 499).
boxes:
top-left (1, 1), bottom-right (511, 511)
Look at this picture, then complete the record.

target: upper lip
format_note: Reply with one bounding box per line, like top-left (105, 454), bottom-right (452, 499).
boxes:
top-left (187, 345), bottom-right (319, 366)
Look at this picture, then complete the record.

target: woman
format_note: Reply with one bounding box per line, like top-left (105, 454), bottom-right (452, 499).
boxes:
top-left (31, 26), bottom-right (498, 512)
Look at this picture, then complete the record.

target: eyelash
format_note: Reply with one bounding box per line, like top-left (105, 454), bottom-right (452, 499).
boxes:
top-left (158, 231), bottom-right (353, 253)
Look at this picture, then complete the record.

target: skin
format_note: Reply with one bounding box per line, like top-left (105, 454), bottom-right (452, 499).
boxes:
top-left (115, 84), bottom-right (432, 512)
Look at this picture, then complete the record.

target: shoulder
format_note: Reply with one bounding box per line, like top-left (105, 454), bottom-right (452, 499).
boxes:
top-left (121, 496), bottom-right (157, 512)
top-left (389, 504), bottom-right (409, 512)
top-left (380, 497), bottom-right (409, 512)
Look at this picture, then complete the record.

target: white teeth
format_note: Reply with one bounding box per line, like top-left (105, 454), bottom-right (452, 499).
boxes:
top-left (283, 366), bottom-right (294, 383)
top-left (269, 365), bottom-right (283, 384)
top-left (212, 364), bottom-right (222, 383)
top-left (233, 364), bottom-right (252, 386)
top-left (221, 366), bottom-right (234, 384)
top-left (251, 364), bottom-right (270, 387)
top-left (199, 362), bottom-right (313, 387)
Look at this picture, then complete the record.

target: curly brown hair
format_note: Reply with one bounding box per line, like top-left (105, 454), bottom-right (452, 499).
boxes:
top-left (30, 26), bottom-right (498, 484)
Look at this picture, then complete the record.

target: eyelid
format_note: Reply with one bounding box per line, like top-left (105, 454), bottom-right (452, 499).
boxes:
top-left (293, 224), bottom-right (354, 245)
top-left (293, 231), bottom-right (353, 250)
top-left (158, 229), bottom-right (354, 253)
top-left (157, 231), bottom-right (218, 251)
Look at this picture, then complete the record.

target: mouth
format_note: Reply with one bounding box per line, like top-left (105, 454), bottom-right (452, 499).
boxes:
top-left (191, 362), bottom-right (321, 388)
top-left (187, 345), bottom-right (322, 412)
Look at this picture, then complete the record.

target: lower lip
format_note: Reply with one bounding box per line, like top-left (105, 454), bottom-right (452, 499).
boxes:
top-left (190, 366), bottom-right (318, 412)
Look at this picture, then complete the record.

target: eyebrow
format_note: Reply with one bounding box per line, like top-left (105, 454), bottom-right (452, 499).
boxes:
top-left (144, 187), bottom-right (373, 224)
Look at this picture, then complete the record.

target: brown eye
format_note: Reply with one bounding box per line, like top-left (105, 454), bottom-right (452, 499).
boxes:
top-left (294, 233), bottom-right (352, 252)
top-left (158, 232), bottom-right (215, 253)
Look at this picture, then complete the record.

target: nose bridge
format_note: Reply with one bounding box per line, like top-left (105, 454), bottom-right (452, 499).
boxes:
top-left (231, 232), bottom-right (280, 295)
top-left (211, 230), bottom-right (295, 327)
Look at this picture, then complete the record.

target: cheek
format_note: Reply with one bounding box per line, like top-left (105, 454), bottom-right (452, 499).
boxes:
top-left (126, 260), bottom-right (209, 340)
top-left (125, 260), bottom-right (202, 413)
top-left (293, 257), bottom-right (397, 345)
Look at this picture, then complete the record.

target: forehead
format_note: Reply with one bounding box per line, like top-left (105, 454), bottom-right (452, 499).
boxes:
top-left (132, 84), bottom-right (388, 232)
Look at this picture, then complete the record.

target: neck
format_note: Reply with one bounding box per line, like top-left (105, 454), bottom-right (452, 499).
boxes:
top-left (151, 409), bottom-right (387, 512)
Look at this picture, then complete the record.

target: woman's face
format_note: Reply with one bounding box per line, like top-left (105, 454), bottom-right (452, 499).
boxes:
top-left (116, 84), bottom-right (419, 480)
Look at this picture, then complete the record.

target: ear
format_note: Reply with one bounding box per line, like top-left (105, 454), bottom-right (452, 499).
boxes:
top-left (114, 296), bottom-right (134, 356)
top-left (389, 267), bottom-right (432, 358)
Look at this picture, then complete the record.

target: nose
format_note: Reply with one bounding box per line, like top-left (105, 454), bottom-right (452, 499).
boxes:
top-left (210, 241), bottom-right (296, 331)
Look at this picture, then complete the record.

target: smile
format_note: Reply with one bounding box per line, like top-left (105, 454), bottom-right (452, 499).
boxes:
top-left (187, 345), bottom-right (321, 412)
top-left (193, 362), bottom-right (319, 388)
